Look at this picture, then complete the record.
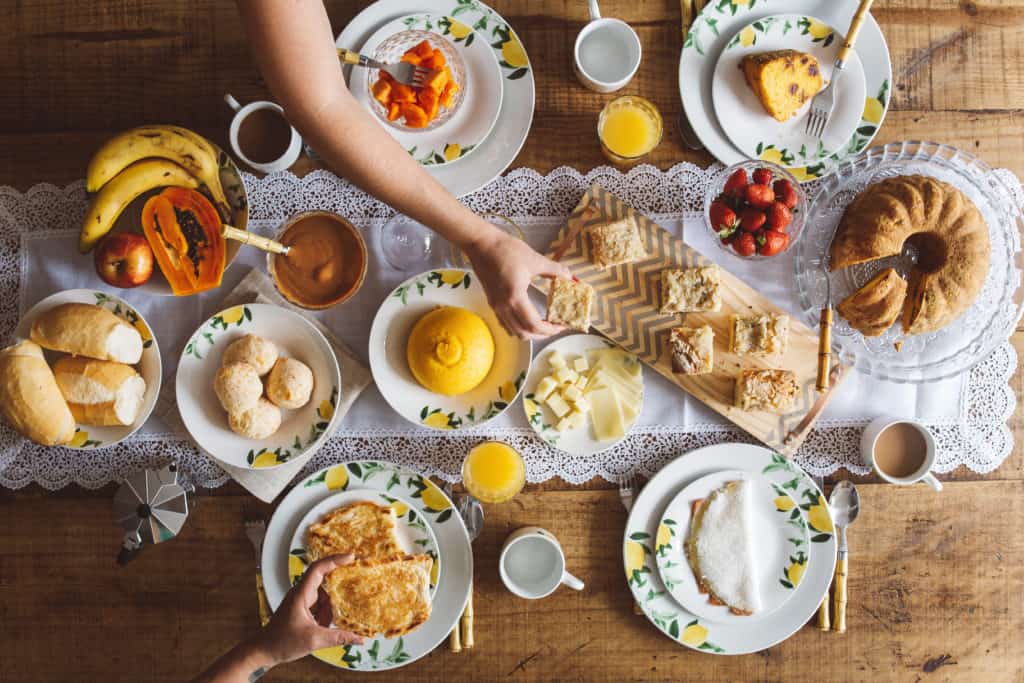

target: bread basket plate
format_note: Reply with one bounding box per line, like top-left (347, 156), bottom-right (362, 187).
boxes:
top-left (176, 303), bottom-right (340, 471)
top-left (349, 13), bottom-right (503, 166)
top-left (794, 141), bottom-right (1024, 383)
top-left (654, 469), bottom-right (808, 625)
top-left (625, 443), bottom-right (834, 655)
top-left (286, 489), bottom-right (441, 597)
top-left (712, 14), bottom-right (865, 168)
top-left (14, 288), bottom-right (162, 450)
top-left (368, 268), bottom-right (531, 432)
top-left (522, 333), bottom-right (643, 456)
top-left (262, 460), bottom-right (472, 671)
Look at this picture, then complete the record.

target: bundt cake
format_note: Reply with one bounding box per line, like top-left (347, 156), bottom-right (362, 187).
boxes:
top-left (830, 175), bottom-right (990, 336)
top-left (740, 50), bottom-right (822, 122)
top-left (837, 268), bottom-right (907, 337)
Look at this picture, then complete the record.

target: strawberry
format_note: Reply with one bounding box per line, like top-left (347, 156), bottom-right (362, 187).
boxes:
top-left (745, 183), bottom-right (775, 209)
top-left (773, 179), bottom-right (798, 209)
top-left (732, 232), bottom-right (757, 257)
top-left (709, 200), bottom-right (739, 239)
top-left (752, 168), bottom-right (773, 185)
top-left (739, 207), bottom-right (766, 233)
top-left (723, 168), bottom-right (749, 199)
top-left (757, 229), bottom-right (789, 257)
top-left (766, 201), bottom-right (792, 232)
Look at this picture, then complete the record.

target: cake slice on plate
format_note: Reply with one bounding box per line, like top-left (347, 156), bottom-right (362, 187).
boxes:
top-left (740, 50), bottom-right (822, 122)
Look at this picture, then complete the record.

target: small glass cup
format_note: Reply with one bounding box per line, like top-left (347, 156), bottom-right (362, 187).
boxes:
top-left (462, 441), bottom-right (526, 504)
top-left (381, 213), bottom-right (433, 271)
top-left (597, 95), bottom-right (663, 166)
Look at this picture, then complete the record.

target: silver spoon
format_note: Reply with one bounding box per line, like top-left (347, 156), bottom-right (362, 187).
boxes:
top-left (829, 480), bottom-right (861, 633)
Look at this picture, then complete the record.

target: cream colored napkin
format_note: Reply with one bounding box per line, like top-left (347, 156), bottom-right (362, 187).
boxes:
top-left (211, 268), bottom-right (373, 501)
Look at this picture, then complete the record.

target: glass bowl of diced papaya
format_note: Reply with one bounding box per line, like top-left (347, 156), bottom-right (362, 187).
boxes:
top-left (368, 31), bottom-right (465, 131)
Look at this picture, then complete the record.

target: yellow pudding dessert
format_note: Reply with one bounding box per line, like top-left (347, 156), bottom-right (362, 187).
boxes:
top-left (407, 306), bottom-right (495, 395)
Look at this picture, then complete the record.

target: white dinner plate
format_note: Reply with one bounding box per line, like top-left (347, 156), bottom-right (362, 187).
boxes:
top-left (349, 13), bottom-right (503, 167)
top-left (14, 288), bottom-right (162, 450)
top-left (680, 0), bottom-right (891, 182)
top-left (712, 14), bottom-right (865, 168)
top-left (368, 268), bottom-right (531, 431)
top-left (337, 0), bottom-right (535, 197)
top-left (625, 444), bottom-right (836, 654)
top-left (522, 334), bottom-right (643, 456)
top-left (654, 469), bottom-right (808, 624)
top-left (261, 460), bottom-right (472, 671)
top-left (176, 303), bottom-right (341, 471)
top-left (286, 488), bottom-right (441, 597)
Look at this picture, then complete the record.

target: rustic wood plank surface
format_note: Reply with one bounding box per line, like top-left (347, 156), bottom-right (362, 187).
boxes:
top-left (1, 1), bottom-right (1022, 681)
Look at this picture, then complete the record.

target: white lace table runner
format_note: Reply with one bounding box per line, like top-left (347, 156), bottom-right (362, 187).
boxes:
top-left (0, 163), bottom-right (1017, 490)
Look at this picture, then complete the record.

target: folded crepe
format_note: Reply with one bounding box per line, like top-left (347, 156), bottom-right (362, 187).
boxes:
top-left (307, 501), bottom-right (402, 562)
top-left (685, 479), bottom-right (762, 615)
top-left (322, 554), bottom-right (433, 638)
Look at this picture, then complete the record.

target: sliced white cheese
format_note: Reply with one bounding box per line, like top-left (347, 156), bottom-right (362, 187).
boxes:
top-left (567, 409), bottom-right (587, 429)
top-left (573, 357), bottom-right (589, 373)
top-left (587, 369), bottom-right (642, 405)
top-left (572, 394), bottom-right (591, 413)
top-left (535, 376), bottom-right (558, 401)
top-left (589, 387), bottom-right (625, 441)
top-left (575, 376), bottom-right (589, 390)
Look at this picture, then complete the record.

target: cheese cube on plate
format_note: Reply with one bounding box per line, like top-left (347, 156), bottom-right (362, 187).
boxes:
top-left (535, 376), bottom-right (558, 401)
top-left (546, 392), bottom-right (571, 418)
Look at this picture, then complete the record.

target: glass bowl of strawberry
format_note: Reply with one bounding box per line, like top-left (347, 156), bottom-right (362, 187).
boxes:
top-left (704, 161), bottom-right (807, 260)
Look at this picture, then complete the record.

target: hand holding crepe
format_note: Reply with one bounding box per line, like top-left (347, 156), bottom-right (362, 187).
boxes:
top-left (685, 479), bottom-right (762, 615)
top-left (261, 554), bottom-right (363, 663)
top-left (0, 340), bottom-right (75, 445)
top-left (52, 357), bottom-right (146, 427)
top-left (30, 303), bottom-right (143, 364)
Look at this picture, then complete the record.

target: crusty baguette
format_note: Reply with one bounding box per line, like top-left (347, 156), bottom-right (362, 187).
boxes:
top-left (30, 303), bottom-right (143, 364)
top-left (52, 356), bottom-right (146, 427)
top-left (0, 341), bottom-right (75, 446)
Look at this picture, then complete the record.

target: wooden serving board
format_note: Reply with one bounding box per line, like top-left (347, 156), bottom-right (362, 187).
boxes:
top-left (534, 184), bottom-right (848, 456)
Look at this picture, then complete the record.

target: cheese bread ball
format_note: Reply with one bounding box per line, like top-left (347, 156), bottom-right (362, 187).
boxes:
top-left (266, 357), bottom-right (314, 409)
top-left (222, 334), bottom-right (279, 376)
top-left (228, 397), bottom-right (282, 439)
top-left (213, 362), bottom-right (263, 414)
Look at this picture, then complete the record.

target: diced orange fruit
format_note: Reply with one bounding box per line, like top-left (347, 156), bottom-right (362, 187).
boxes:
top-left (425, 67), bottom-right (449, 93)
top-left (423, 52), bottom-right (446, 71)
top-left (412, 40), bottom-right (434, 60)
top-left (389, 83), bottom-right (416, 103)
top-left (387, 102), bottom-right (401, 121)
top-left (400, 52), bottom-right (423, 65)
top-left (439, 80), bottom-right (459, 108)
top-left (399, 102), bottom-right (429, 128)
top-left (371, 79), bottom-right (391, 105)
top-left (371, 41), bottom-right (459, 127)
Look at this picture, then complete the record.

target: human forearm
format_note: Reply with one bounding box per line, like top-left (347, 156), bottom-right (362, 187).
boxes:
top-left (191, 635), bottom-right (278, 683)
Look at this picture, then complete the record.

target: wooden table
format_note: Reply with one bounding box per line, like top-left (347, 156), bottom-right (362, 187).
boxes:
top-left (1, 2), bottom-right (1022, 681)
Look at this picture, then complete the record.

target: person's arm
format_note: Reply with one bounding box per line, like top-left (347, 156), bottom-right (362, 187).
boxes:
top-left (237, 0), bottom-right (568, 338)
top-left (192, 555), bottom-right (361, 683)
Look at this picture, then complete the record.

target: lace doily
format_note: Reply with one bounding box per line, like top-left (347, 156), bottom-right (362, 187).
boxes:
top-left (0, 162), bottom-right (1017, 490)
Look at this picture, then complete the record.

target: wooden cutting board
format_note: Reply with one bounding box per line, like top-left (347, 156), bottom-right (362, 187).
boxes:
top-left (533, 184), bottom-right (848, 456)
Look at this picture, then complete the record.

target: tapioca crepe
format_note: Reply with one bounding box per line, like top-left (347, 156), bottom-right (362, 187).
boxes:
top-left (685, 479), bottom-right (762, 615)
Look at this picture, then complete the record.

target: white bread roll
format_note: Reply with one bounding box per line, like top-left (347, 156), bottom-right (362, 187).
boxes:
top-left (52, 356), bottom-right (146, 427)
top-left (222, 334), bottom-right (278, 376)
top-left (0, 341), bottom-right (76, 446)
top-left (266, 357), bottom-right (314, 409)
top-left (30, 303), bottom-right (143, 364)
top-left (214, 361), bottom-right (263, 414)
top-left (229, 397), bottom-right (282, 439)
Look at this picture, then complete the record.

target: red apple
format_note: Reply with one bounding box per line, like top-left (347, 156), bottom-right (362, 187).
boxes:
top-left (94, 233), bottom-right (154, 288)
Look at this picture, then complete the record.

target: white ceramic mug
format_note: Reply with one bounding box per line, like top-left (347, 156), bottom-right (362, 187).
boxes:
top-left (224, 93), bottom-right (302, 173)
top-left (860, 415), bottom-right (943, 491)
top-left (573, 0), bottom-right (642, 93)
top-left (499, 526), bottom-right (585, 599)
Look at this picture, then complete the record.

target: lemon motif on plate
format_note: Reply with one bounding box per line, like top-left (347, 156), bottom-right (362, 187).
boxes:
top-left (625, 539), bottom-right (647, 583)
top-left (680, 621), bottom-right (709, 647)
top-left (324, 465), bottom-right (348, 491)
top-left (501, 37), bottom-right (527, 69)
top-left (774, 495), bottom-right (796, 512)
top-left (863, 96), bottom-right (884, 124)
top-left (419, 481), bottom-right (451, 513)
top-left (808, 495), bottom-right (834, 534)
top-left (69, 430), bottom-right (91, 448)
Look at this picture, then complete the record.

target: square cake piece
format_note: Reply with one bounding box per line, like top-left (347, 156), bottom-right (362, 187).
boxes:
top-left (546, 277), bottom-right (594, 332)
top-left (588, 217), bottom-right (647, 269)
top-left (661, 266), bottom-right (722, 313)
top-left (669, 325), bottom-right (714, 375)
top-left (729, 313), bottom-right (789, 357)
top-left (734, 369), bottom-right (799, 411)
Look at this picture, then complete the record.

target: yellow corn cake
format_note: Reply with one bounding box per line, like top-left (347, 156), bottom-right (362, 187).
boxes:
top-left (741, 50), bottom-right (822, 122)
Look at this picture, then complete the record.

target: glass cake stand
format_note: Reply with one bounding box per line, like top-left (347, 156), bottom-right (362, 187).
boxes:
top-left (794, 141), bottom-right (1024, 383)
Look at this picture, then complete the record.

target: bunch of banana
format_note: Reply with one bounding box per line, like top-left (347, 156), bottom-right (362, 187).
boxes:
top-left (80, 125), bottom-right (232, 253)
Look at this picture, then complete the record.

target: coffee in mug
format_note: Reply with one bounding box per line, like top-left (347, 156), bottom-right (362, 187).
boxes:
top-left (236, 107), bottom-right (293, 165)
top-left (860, 416), bottom-right (942, 491)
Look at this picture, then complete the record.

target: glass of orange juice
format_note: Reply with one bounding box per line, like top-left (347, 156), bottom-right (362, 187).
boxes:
top-left (598, 95), bottom-right (663, 165)
top-left (462, 441), bottom-right (526, 504)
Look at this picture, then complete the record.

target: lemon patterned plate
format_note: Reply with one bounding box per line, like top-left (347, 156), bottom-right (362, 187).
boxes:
top-left (176, 304), bottom-right (341, 471)
top-left (680, 0), bottom-right (891, 181)
top-left (654, 468), bottom-right (809, 624)
top-left (521, 334), bottom-right (644, 456)
top-left (286, 489), bottom-right (441, 597)
top-left (624, 443), bottom-right (835, 655)
top-left (261, 461), bottom-right (472, 671)
top-left (337, 0), bottom-right (534, 196)
top-left (368, 268), bottom-right (531, 432)
top-left (14, 289), bottom-right (162, 450)
top-left (712, 14), bottom-right (866, 169)
top-left (349, 13), bottom-right (503, 167)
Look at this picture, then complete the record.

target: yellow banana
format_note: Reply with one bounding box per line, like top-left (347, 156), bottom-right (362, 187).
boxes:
top-left (79, 159), bottom-right (198, 253)
top-left (85, 125), bottom-right (232, 221)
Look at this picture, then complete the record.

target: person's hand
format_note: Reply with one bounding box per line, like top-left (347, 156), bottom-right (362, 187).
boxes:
top-left (462, 226), bottom-right (571, 339)
top-left (254, 555), bottom-right (363, 666)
